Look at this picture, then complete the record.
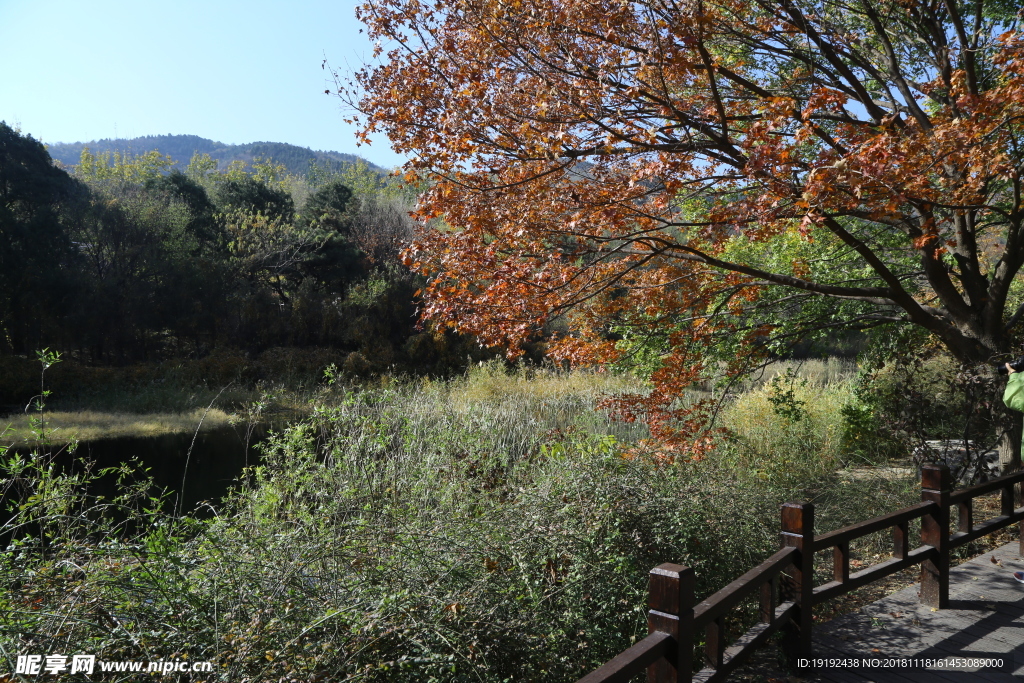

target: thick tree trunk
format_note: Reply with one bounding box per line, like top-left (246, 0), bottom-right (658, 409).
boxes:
top-left (997, 414), bottom-right (1022, 475)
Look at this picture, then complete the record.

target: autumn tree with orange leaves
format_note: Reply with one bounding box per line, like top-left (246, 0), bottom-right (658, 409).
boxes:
top-left (344, 0), bottom-right (1024, 465)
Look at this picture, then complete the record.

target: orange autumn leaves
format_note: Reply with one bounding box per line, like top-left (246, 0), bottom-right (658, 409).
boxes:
top-left (351, 0), bottom-right (1024, 456)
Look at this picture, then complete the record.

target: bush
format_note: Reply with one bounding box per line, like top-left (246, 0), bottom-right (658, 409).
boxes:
top-left (722, 368), bottom-right (857, 477)
top-left (1, 367), bottom-right (919, 681)
top-left (841, 352), bottom-right (1005, 477)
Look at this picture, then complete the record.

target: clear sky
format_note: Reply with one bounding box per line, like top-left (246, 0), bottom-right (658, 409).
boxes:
top-left (0, 0), bottom-right (405, 168)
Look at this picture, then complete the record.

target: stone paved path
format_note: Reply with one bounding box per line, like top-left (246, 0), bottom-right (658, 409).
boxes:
top-left (810, 541), bottom-right (1024, 681)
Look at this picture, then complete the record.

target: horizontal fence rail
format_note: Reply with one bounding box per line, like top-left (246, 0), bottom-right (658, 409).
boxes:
top-left (576, 631), bottom-right (674, 683)
top-left (693, 545), bottom-right (798, 681)
top-left (577, 462), bottom-right (1024, 683)
top-left (811, 500), bottom-right (940, 604)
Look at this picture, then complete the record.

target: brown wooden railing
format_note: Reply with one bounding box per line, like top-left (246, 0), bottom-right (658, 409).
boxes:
top-left (577, 463), bottom-right (1024, 683)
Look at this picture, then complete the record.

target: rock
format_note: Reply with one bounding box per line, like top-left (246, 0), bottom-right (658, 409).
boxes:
top-left (912, 439), bottom-right (999, 483)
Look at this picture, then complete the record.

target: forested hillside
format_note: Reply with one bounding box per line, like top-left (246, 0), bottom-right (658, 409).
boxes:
top-left (0, 123), bottom-right (486, 405)
top-left (46, 134), bottom-right (387, 177)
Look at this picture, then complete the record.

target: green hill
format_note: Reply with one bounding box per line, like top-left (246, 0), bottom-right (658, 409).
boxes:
top-left (46, 134), bottom-right (389, 176)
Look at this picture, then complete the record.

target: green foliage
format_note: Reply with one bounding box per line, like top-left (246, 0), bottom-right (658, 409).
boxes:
top-left (0, 122), bottom-right (83, 354)
top-left (216, 176), bottom-right (295, 221)
top-left (713, 220), bottom-right (902, 360)
top-left (250, 155), bottom-right (289, 188)
top-left (75, 148), bottom-right (175, 184)
top-left (28, 348), bottom-right (62, 445)
top-left (305, 160), bottom-right (337, 189)
top-left (337, 158), bottom-right (406, 201)
top-left (722, 366), bottom-right (857, 478)
top-left (0, 124), bottom-right (490, 407)
top-left (300, 180), bottom-right (353, 232)
top-left (611, 220), bottom-right (901, 378)
top-left (65, 182), bottom-right (220, 358)
top-left (0, 123), bottom-right (77, 209)
top-left (764, 369), bottom-right (808, 423)
top-left (145, 170), bottom-right (223, 251)
top-left (0, 451), bottom-right (203, 674)
top-left (0, 347), bottom-right (354, 420)
top-left (0, 123), bottom-right (443, 365)
top-left (840, 351), bottom-right (1005, 480)
top-left (185, 151), bottom-right (219, 185)
top-left (0, 369), bottom-right (918, 682)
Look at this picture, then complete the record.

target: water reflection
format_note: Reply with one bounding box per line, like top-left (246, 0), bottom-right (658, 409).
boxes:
top-left (18, 424), bottom-right (273, 516)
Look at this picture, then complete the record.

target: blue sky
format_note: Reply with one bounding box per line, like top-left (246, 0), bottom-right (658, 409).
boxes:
top-left (0, 0), bottom-right (405, 168)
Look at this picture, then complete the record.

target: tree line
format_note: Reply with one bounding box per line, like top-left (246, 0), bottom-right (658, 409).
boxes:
top-left (45, 134), bottom-right (380, 179)
top-left (0, 122), bottom-right (476, 375)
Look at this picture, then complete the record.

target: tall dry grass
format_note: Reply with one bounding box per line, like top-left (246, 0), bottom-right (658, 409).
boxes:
top-left (722, 373), bottom-right (856, 472)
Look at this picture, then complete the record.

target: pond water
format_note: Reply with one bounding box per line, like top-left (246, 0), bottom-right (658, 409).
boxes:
top-left (13, 423), bottom-right (278, 516)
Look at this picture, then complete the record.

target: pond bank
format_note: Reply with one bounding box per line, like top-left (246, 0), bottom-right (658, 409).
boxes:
top-left (0, 408), bottom-right (238, 447)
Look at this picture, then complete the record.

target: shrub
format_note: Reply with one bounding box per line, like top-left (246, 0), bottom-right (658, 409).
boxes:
top-left (1, 367), bottom-right (919, 682)
top-left (722, 368), bottom-right (857, 477)
top-left (841, 352), bottom-right (1005, 478)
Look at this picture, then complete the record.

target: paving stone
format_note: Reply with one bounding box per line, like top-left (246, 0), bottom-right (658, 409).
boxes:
top-left (807, 542), bottom-right (1024, 682)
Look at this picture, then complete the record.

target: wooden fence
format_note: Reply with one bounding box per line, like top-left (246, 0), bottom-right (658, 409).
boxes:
top-left (576, 463), bottom-right (1024, 683)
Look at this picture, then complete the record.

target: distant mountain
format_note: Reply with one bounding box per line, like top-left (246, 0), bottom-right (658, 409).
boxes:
top-left (45, 134), bottom-right (389, 176)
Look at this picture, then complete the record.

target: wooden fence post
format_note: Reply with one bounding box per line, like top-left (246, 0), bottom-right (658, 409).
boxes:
top-left (647, 563), bottom-right (694, 683)
top-left (780, 501), bottom-right (814, 671)
top-left (920, 463), bottom-right (950, 609)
